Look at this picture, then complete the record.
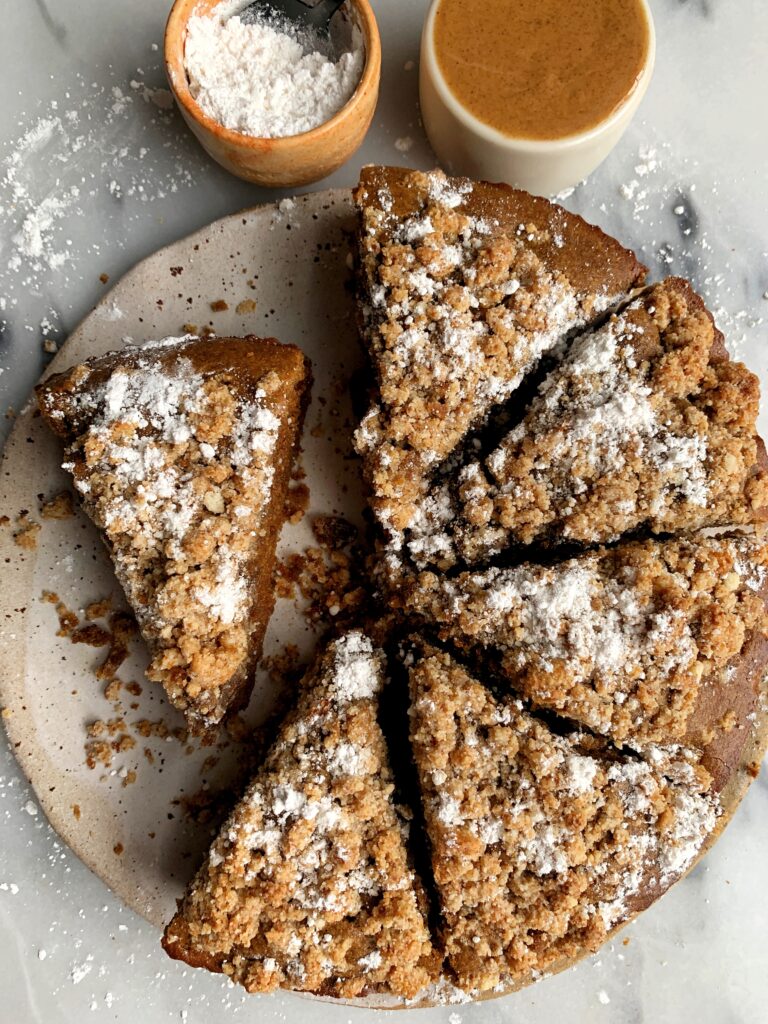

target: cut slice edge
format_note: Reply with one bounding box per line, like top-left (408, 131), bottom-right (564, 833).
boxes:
top-left (405, 276), bottom-right (768, 567)
top-left (162, 630), bottom-right (442, 1000)
top-left (397, 530), bottom-right (768, 750)
top-left (407, 643), bottom-right (721, 995)
top-left (35, 334), bottom-right (311, 733)
top-left (353, 165), bottom-right (647, 541)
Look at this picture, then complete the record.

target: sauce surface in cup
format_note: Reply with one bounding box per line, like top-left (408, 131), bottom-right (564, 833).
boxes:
top-left (433, 0), bottom-right (651, 141)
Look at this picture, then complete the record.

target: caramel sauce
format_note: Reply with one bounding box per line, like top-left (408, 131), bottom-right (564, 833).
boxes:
top-left (433, 0), bottom-right (650, 141)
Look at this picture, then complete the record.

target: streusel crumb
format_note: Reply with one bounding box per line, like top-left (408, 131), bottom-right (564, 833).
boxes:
top-left (36, 335), bottom-right (311, 732)
top-left (353, 166), bottom-right (645, 541)
top-left (402, 533), bottom-right (768, 747)
top-left (163, 632), bottom-right (440, 999)
top-left (409, 647), bottom-right (718, 993)
top-left (407, 278), bottom-right (768, 566)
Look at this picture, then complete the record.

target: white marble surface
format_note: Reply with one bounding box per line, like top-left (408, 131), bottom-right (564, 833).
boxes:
top-left (1, 1), bottom-right (767, 1021)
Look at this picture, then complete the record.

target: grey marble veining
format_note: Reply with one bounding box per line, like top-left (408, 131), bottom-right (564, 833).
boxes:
top-left (1, 1), bottom-right (768, 1022)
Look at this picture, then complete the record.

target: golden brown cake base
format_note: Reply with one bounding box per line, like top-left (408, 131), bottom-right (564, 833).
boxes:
top-left (408, 644), bottom-right (718, 994)
top-left (406, 277), bottom-right (768, 567)
top-left (396, 532), bottom-right (768, 749)
top-left (163, 632), bottom-right (440, 999)
top-left (353, 165), bottom-right (647, 540)
top-left (36, 334), bottom-right (311, 732)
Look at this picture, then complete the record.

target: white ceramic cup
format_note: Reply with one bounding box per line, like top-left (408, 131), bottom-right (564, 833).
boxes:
top-left (419, 0), bottom-right (656, 197)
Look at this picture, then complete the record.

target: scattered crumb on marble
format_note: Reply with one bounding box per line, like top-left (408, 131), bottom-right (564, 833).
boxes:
top-left (13, 513), bottom-right (40, 549)
top-left (41, 590), bottom-right (79, 636)
top-left (71, 623), bottom-right (112, 648)
top-left (85, 597), bottom-right (112, 621)
top-left (40, 490), bottom-right (74, 519)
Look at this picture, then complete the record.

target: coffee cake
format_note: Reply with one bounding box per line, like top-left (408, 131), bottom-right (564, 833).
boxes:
top-left (163, 631), bottom-right (440, 998)
top-left (36, 334), bottom-right (311, 732)
top-left (408, 646), bottom-right (719, 994)
top-left (353, 165), bottom-right (646, 543)
top-left (406, 278), bottom-right (768, 566)
top-left (399, 533), bottom-right (768, 748)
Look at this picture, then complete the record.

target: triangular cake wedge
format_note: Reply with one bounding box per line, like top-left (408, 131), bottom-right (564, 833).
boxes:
top-left (406, 277), bottom-right (768, 568)
top-left (36, 335), bottom-right (311, 732)
top-left (163, 631), bottom-right (440, 999)
top-left (408, 645), bottom-right (719, 994)
top-left (353, 165), bottom-right (646, 542)
top-left (400, 533), bottom-right (768, 748)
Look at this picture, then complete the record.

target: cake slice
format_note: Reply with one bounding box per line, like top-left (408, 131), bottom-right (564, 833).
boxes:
top-left (406, 277), bottom-right (768, 567)
top-left (163, 631), bottom-right (440, 999)
top-left (353, 165), bottom-right (646, 542)
top-left (400, 533), bottom-right (768, 748)
top-left (408, 646), bottom-right (719, 994)
top-left (36, 335), bottom-right (311, 733)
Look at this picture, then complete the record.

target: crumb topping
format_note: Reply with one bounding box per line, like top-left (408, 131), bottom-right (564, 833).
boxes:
top-left (408, 649), bottom-right (719, 993)
top-left (36, 335), bottom-right (308, 730)
top-left (353, 168), bottom-right (634, 539)
top-left (164, 632), bottom-right (439, 999)
top-left (403, 533), bottom-right (768, 747)
top-left (406, 278), bottom-right (768, 565)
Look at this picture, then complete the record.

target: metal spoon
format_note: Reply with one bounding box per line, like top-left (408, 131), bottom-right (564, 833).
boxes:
top-left (238, 0), bottom-right (348, 38)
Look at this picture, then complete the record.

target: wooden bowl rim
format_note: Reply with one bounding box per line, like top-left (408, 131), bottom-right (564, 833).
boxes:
top-left (164, 0), bottom-right (381, 152)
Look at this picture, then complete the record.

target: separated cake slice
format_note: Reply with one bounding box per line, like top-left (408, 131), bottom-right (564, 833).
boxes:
top-left (163, 631), bottom-right (440, 999)
top-left (400, 533), bottom-right (768, 748)
top-left (407, 278), bottom-right (768, 568)
top-left (408, 645), bottom-right (719, 994)
top-left (36, 335), bottom-right (311, 733)
top-left (353, 165), bottom-right (646, 542)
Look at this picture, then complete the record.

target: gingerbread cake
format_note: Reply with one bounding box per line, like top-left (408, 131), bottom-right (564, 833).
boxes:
top-left (398, 532), bottom-right (768, 749)
top-left (353, 165), bottom-right (646, 543)
top-left (406, 277), bottom-right (768, 567)
top-left (15, 170), bottom-right (756, 1007)
top-left (36, 334), bottom-right (311, 733)
top-left (408, 645), bottom-right (720, 995)
top-left (163, 631), bottom-right (440, 999)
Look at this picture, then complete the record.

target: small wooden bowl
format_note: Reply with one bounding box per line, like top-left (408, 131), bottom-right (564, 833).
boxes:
top-left (164, 0), bottom-right (381, 188)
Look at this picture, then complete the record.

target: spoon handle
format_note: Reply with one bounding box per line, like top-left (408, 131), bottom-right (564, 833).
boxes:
top-left (303, 0), bottom-right (347, 30)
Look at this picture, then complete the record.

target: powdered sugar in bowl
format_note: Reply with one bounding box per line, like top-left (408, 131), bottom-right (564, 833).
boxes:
top-left (165, 0), bottom-right (380, 187)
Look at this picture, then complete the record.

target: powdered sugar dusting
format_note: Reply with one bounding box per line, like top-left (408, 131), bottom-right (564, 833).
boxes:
top-left (37, 335), bottom-right (295, 728)
top-left (66, 349), bottom-right (279, 608)
top-left (0, 68), bottom-right (200, 335)
top-left (328, 631), bottom-right (381, 702)
top-left (408, 277), bottom-right (765, 568)
top-left (184, 6), bottom-right (364, 139)
top-left (495, 291), bottom-right (712, 522)
top-left (410, 652), bottom-right (721, 995)
top-left (187, 632), bottom-right (436, 997)
top-left (407, 533), bottom-right (768, 747)
top-left (354, 167), bottom-right (633, 544)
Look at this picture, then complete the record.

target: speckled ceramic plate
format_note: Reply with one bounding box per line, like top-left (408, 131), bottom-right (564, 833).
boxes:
top-left (3, 189), bottom-right (768, 1012)
top-left (0, 188), bottom-right (367, 927)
